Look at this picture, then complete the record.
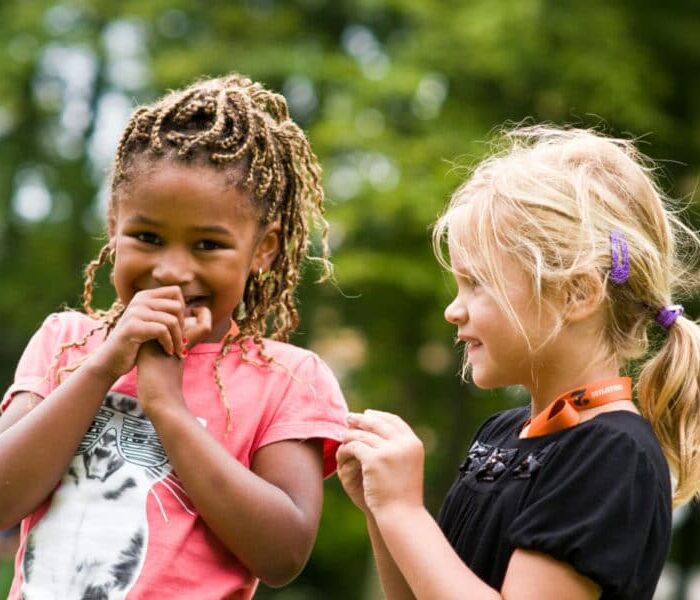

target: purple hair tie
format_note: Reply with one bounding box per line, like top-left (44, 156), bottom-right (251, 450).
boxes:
top-left (609, 230), bottom-right (630, 285)
top-left (655, 304), bottom-right (684, 330)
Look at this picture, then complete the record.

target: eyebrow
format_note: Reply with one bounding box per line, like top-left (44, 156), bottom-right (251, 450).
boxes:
top-left (125, 215), bottom-right (233, 235)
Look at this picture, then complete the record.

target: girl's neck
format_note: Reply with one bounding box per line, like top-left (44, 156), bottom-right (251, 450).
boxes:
top-left (527, 359), bottom-right (621, 417)
top-left (525, 308), bottom-right (622, 417)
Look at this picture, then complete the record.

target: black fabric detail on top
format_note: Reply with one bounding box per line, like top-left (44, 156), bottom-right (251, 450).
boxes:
top-left (437, 407), bottom-right (671, 599)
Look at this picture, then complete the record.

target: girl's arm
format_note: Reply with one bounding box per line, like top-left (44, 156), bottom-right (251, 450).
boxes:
top-left (371, 503), bottom-right (599, 600)
top-left (136, 341), bottom-right (326, 587)
top-left (143, 395), bottom-right (324, 586)
top-left (366, 512), bottom-right (416, 599)
top-left (0, 364), bottom-right (116, 529)
top-left (336, 448), bottom-right (415, 598)
top-left (341, 410), bottom-right (601, 600)
top-left (0, 287), bottom-right (187, 529)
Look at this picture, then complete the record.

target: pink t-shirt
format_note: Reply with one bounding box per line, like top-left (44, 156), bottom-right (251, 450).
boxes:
top-left (2, 311), bottom-right (348, 599)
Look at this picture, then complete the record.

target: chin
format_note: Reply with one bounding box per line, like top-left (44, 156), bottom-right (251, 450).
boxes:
top-left (469, 369), bottom-right (502, 390)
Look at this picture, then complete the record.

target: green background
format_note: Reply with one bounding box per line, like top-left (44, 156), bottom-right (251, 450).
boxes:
top-left (1, 1), bottom-right (699, 598)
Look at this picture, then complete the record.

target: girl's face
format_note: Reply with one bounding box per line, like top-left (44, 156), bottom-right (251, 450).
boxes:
top-left (110, 162), bottom-right (279, 343)
top-left (443, 243), bottom-right (558, 390)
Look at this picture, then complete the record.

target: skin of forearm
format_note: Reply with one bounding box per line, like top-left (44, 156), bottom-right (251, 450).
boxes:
top-left (146, 401), bottom-right (320, 587)
top-left (0, 360), bottom-right (117, 529)
top-left (366, 514), bottom-right (417, 600)
top-left (374, 505), bottom-right (501, 600)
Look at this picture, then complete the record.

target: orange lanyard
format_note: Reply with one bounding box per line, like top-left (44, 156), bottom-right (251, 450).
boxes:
top-left (524, 377), bottom-right (632, 438)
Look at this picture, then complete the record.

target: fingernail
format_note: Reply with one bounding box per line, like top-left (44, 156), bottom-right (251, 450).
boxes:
top-left (181, 348), bottom-right (188, 358)
top-left (182, 337), bottom-right (188, 345)
top-left (347, 412), bottom-right (359, 422)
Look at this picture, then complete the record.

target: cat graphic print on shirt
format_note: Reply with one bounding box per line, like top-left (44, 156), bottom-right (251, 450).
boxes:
top-left (3, 311), bottom-right (348, 599)
top-left (21, 391), bottom-right (193, 599)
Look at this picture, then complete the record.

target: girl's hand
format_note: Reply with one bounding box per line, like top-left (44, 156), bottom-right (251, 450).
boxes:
top-left (336, 449), bottom-right (369, 514)
top-left (182, 305), bottom-right (213, 349)
top-left (136, 306), bottom-right (212, 415)
top-left (338, 410), bottom-right (425, 516)
top-left (87, 286), bottom-right (187, 381)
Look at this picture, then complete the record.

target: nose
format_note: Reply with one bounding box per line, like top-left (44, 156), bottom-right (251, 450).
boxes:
top-left (444, 296), bottom-right (468, 325)
top-left (152, 246), bottom-right (195, 286)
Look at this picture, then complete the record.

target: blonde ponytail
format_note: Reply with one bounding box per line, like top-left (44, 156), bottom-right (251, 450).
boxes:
top-left (434, 124), bottom-right (700, 505)
top-left (638, 315), bottom-right (700, 506)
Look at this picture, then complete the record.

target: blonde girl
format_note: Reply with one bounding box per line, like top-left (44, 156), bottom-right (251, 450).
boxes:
top-left (0, 73), bottom-right (347, 599)
top-left (338, 125), bottom-right (700, 599)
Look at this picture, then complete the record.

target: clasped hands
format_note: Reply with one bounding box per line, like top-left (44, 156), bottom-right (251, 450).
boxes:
top-left (336, 409), bottom-right (426, 517)
top-left (87, 286), bottom-right (213, 415)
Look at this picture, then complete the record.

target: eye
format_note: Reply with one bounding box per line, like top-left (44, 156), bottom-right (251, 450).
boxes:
top-left (458, 274), bottom-right (481, 290)
top-left (132, 232), bottom-right (161, 245)
top-left (194, 239), bottom-right (225, 251)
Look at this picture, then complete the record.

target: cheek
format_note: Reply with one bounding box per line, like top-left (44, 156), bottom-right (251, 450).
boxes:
top-left (111, 256), bottom-right (137, 301)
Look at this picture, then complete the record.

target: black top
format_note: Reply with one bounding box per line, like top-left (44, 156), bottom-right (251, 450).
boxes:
top-left (437, 407), bottom-right (672, 599)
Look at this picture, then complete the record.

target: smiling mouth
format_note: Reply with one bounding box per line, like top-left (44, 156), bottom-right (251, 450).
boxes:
top-left (184, 295), bottom-right (208, 312)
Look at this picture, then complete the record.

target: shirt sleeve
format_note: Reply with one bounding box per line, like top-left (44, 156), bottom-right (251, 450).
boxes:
top-left (1, 314), bottom-right (66, 413)
top-left (256, 352), bottom-right (348, 477)
top-left (508, 423), bottom-right (671, 594)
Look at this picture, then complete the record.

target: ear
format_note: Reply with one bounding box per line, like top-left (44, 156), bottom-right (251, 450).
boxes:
top-left (251, 222), bottom-right (281, 273)
top-left (562, 270), bottom-right (604, 322)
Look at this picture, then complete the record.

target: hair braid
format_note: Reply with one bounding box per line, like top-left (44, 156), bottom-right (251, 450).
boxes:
top-left (82, 243), bottom-right (111, 317)
top-left (70, 72), bottom-right (333, 429)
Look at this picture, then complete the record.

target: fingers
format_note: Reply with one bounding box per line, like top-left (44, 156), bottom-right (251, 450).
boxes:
top-left (337, 440), bottom-right (374, 465)
top-left (139, 320), bottom-right (179, 356)
top-left (336, 454), bottom-right (361, 484)
top-left (183, 306), bottom-right (213, 348)
top-left (343, 409), bottom-right (424, 464)
top-left (337, 438), bottom-right (370, 465)
top-left (347, 409), bottom-right (411, 438)
top-left (122, 287), bottom-right (187, 357)
top-left (144, 298), bottom-right (186, 320)
top-left (336, 443), bottom-right (356, 468)
top-left (142, 307), bottom-right (185, 356)
top-left (342, 427), bottom-right (383, 448)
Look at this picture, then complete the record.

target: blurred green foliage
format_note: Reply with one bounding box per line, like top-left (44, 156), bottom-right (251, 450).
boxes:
top-left (1, 1), bottom-right (699, 598)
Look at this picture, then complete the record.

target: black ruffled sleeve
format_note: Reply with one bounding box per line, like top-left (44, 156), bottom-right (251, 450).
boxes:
top-left (508, 420), bottom-right (671, 596)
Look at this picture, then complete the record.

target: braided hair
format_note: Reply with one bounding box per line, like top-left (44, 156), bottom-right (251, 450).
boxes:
top-left (85, 73), bottom-right (329, 334)
top-left (77, 73), bottom-right (331, 428)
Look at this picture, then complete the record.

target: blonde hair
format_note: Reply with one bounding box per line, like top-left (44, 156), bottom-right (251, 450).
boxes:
top-left (74, 73), bottom-right (331, 429)
top-left (433, 124), bottom-right (700, 506)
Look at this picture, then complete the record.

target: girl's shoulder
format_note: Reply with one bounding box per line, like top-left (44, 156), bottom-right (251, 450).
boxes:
top-left (507, 410), bottom-right (672, 597)
top-left (474, 407), bottom-right (669, 485)
top-left (528, 410), bottom-right (672, 505)
top-left (214, 338), bottom-right (321, 368)
top-left (33, 310), bottom-right (106, 345)
top-left (567, 411), bottom-right (661, 453)
top-left (209, 337), bottom-right (340, 385)
top-left (568, 410), bottom-right (668, 473)
top-left (253, 338), bottom-right (319, 364)
top-left (41, 309), bottom-right (101, 325)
